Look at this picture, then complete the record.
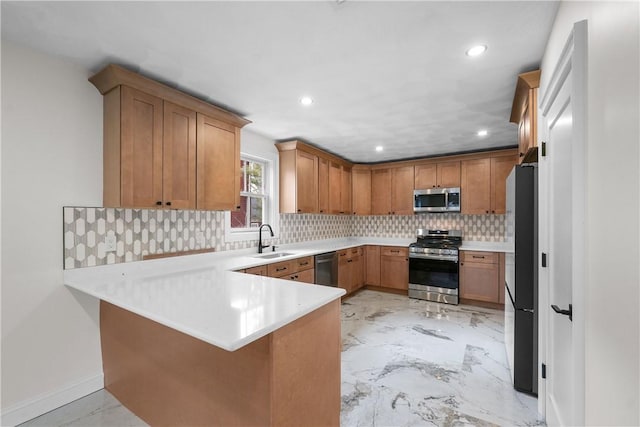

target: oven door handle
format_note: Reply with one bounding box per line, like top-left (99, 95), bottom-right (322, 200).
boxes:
top-left (409, 253), bottom-right (459, 262)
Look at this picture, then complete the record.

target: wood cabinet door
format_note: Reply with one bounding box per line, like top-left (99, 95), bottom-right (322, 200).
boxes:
top-left (371, 169), bottom-right (391, 215)
top-left (196, 113), bottom-right (240, 211)
top-left (461, 158), bottom-right (491, 214)
top-left (414, 164), bottom-right (437, 189)
top-left (365, 246), bottom-right (380, 286)
top-left (245, 265), bottom-right (268, 276)
top-left (352, 168), bottom-right (371, 215)
top-left (490, 156), bottom-right (516, 214)
top-left (328, 161), bottom-right (342, 214)
top-left (318, 157), bottom-right (329, 214)
top-left (459, 261), bottom-right (499, 302)
top-left (380, 255), bottom-right (408, 290)
top-left (338, 252), bottom-right (352, 292)
top-left (391, 166), bottom-right (414, 215)
top-left (353, 254), bottom-right (364, 290)
top-left (163, 101), bottom-right (196, 209)
top-left (296, 151), bottom-right (318, 213)
top-left (341, 166), bottom-right (352, 214)
top-left (120, 86), bottom-right (163, 208)
top-left (294, 268), bottom-right (315, 284)
top-left (437, 161), bottom-right (461, 188)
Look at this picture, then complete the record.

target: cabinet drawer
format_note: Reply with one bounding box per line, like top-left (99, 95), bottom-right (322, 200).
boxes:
top-left (245, 265), bottom-right (267, 276)
top-left (338, 249), bottom-right (350, 260)
top-left (461, 251), bottom-right (498, 264)
top-left (350, 247), bottom-right (362, 256)
top-left (381, 246), bottom-right (408, 257)
top-left (268, 260), bottom-right (292, 278)
top-left (289, 268), bottom-right (315, 284)
top-left (293, 256), bottom-right (314, 272)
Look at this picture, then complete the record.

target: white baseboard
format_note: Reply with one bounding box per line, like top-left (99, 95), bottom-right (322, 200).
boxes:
top-left (1, 373), bottom-right (104, 426)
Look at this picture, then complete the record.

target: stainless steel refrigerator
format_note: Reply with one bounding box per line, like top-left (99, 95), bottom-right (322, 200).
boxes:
top-left (504, 164), bottom-right (538, 395)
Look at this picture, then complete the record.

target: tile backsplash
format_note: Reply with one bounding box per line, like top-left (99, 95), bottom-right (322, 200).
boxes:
top-left (63, 207), bottom-right (504, 269)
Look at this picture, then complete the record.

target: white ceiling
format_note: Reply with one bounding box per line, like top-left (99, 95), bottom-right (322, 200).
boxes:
top-left (1, 1), bottom-right (559, 163)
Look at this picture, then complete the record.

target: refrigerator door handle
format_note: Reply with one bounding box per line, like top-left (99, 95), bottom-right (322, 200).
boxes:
top-left (551, 304), bottom-right (573, 321)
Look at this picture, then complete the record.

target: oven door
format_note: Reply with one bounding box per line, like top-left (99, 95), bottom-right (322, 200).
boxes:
top-left (408, 254), bottom-right (459, 291)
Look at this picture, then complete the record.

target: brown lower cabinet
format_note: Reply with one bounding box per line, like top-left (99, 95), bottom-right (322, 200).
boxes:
top-left (380, 246), bottom-right (409, 290)
top-left (459, 251), bottom-right (505, 305)
top-left (243, 256), bottom-right (315, 284)
top-left (365, 245), bottom-right (381, 286)
top-left (338, 247), bottom-right (364, 294)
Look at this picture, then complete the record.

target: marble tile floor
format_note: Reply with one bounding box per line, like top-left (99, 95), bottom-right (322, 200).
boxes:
top-left (19, 290), bottom-right (544, 427)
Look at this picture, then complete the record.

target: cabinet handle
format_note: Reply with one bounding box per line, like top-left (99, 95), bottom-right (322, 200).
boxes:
top-left (340, 211), bottom-right (345, 214)
top-left (165, 201), bottom-right (172, 206)
top-left (276, 267), bottom-right (287, 272)
top-left (299, 261), bottom-right (309, 266)
top-left (520, 152), bottom-right (524, 157)
top-left (472, 255), bottom-right (485, 259)
top-left (391, 250), bottom-right (399, 253)
top-left (347, 259), bottom-right (353, 263)
top-left (340, 253), bottom-right (346, 257)
top-left (156, 201), bottom-right (162, 206)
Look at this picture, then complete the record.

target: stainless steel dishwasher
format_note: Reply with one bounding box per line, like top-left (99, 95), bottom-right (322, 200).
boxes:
top-left (314, 252), bottom-right (338, 287)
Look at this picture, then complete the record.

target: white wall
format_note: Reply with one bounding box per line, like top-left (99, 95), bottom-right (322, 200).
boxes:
top-left (540, 2), bottom-right (639, 425)
top-left (1, 41), bottom-right (105, 425)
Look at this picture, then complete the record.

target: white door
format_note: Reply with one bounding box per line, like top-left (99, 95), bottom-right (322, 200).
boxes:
top-left (538, 21), bottom-right (587, 426)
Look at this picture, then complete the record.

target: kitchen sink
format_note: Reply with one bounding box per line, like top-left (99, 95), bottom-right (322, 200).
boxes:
top-left (253, 252), bottom-right (295, 259)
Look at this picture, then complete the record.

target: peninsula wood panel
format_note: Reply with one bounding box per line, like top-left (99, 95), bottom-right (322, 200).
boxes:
top-left (101, 299), bottom-right (341, 427)
top-left (196, 113), bottom-right (240, 211)
top-left (318, 157), bottom-right (329, 214)
top-left (162, 101), bottom-right (196, 209)
top-left (352, 168), bottom-right (371, 215)
top-left (120, 86), bottom-right (163, 208)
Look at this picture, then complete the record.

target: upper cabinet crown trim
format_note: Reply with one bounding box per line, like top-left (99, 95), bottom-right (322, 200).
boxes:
top-left (509, 70), bottom-right (541, 124)
top-left (89, 64), bottom-right (251, 128)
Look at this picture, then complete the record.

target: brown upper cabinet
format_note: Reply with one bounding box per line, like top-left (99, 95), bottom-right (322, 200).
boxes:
top-left (461, 154), bottom-right (516, 214)
top-left (90, 64), bottom-right (249, 210)
top-left (510, 70), bottom-right (540, 164)
top-left (351, 167), bottom-right (371, 215)
top-left (370, 166), bottom-right (414, 215)
top-left (278, 149), bottom-right (319, 213)
top-left (276, 140), bottom-right (352, 214)
top-left (275, 140), bottom-right (516, 216)
top-left (414, 161), bottom-right (460, 189)
top-left (318, 157), bottom-right (329, 214)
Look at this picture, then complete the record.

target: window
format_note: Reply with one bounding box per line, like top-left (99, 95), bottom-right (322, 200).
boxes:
top-left (230, 157), bottom-right (267, 231)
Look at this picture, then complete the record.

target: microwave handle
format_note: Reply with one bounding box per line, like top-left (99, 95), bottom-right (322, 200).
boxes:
top-left (444, 190), bottom-right (449, 208)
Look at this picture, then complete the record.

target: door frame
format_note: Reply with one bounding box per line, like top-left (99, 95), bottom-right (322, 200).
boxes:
top-left (537, 20), bottom-right (588, 426)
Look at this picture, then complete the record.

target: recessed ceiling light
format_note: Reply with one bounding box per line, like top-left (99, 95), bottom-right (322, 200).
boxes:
top-left (466, 45), bottom-right (487, 57)
top-left (477, 129), bottom-right (488, 137)
top-left (375, 146), bottom-right (384, 152)
top-left (300, 96), bottom-right (313, 106)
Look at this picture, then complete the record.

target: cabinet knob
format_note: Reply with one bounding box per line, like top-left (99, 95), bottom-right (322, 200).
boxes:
top-left (432, 185), bottom-right (436, 188)
top-left (297, 209), bottom-right (301, 213)
top-left (320, 209), bottom-right (324, 213)
top-left (156, 201), bottom-right (162, 206)
top-left (388, 212), bottom-right (391, 215)
top-left (236, 205), bottom-right (241, 210)
top-left (491, 210), bottom-right (495, 213)
top-left (519, 152), bottom-right (524, 157)
top-left (486, 210), bottom-right (489, 214)
top-left (165, 201), bottom-right (172, 206)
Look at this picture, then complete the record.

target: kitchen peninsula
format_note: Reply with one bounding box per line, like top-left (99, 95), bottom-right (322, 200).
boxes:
top-left (64, 253), bottom-right (346, 426)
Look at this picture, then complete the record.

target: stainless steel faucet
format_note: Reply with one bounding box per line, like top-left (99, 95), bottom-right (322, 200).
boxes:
top-left (258, 224), bottom-right (274, 253)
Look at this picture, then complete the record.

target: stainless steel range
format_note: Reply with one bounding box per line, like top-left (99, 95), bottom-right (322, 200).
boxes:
top-left (408, 229), bottom-right (462, 305)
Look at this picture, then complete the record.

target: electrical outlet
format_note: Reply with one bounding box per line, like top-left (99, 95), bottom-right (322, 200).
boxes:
top-left (105, 234), bottom-right (117, 252)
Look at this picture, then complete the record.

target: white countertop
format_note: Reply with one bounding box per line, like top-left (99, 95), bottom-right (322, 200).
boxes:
top-left (64, 236), bottom-right (505, 351)
top-left (63, 237), bottom-right (409, 352)
top-left (459, 241), bottom-right (511, 252)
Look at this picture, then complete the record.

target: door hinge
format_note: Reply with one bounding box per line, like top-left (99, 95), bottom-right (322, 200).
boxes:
top-left (541, 252), bottom-right (547, 268)
top-left (541, 141), bottom-right (546, 157)
top-left (541, 363), bottom-right (547, 379)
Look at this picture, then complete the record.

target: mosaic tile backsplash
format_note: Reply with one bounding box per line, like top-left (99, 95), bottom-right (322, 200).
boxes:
top-left (63, 207), bottom-right (504, 269)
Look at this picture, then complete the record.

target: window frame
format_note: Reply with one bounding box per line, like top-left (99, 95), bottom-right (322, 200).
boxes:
top-left (224, 153), bottom-right (279, 243)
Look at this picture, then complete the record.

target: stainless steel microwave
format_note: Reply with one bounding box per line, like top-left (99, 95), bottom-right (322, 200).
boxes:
top-left (413, 187), bottom-right (461, 213)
